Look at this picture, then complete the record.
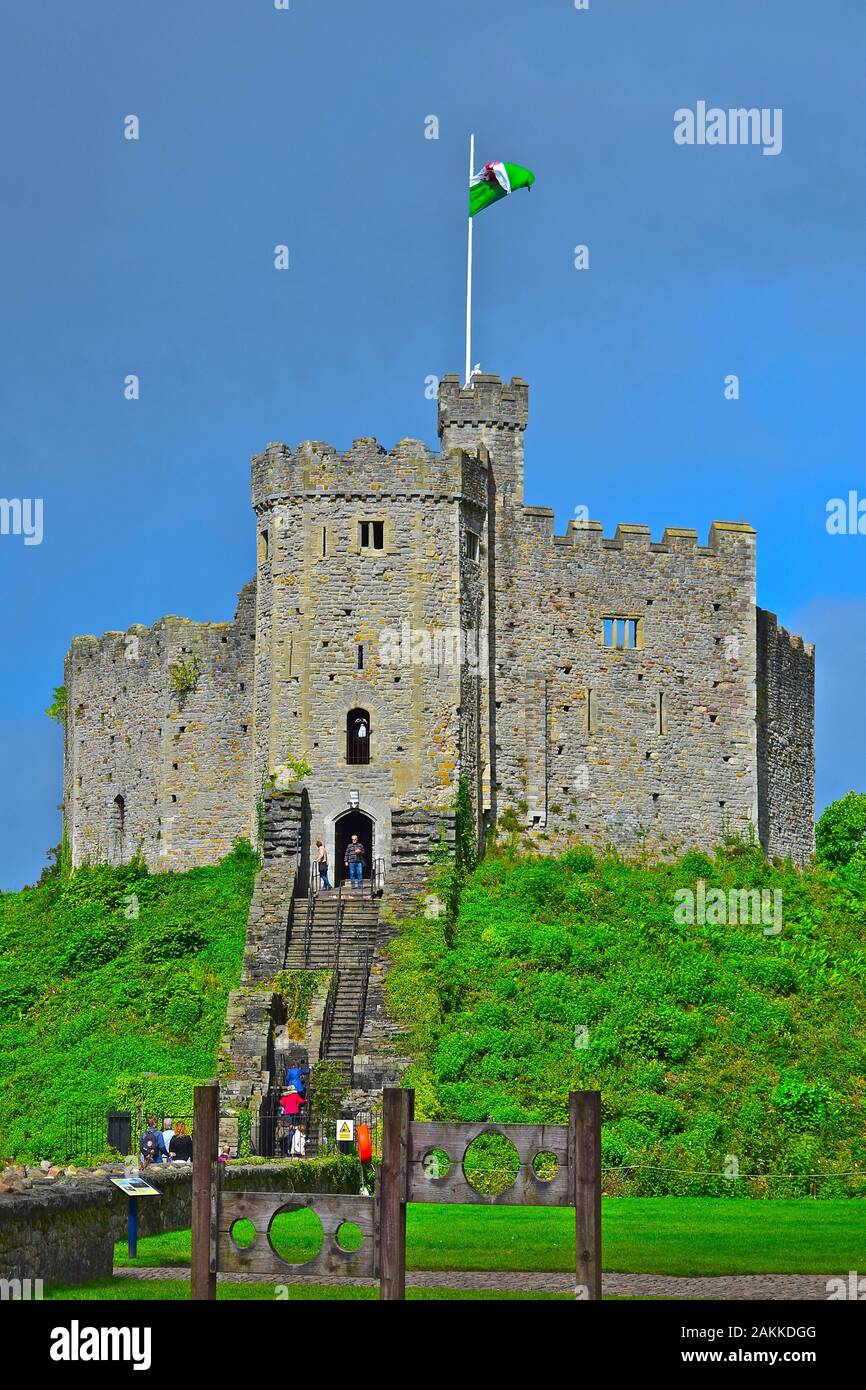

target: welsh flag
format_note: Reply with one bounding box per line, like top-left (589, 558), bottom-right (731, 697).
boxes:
top-left (469, 160), bottom-right (535, 217)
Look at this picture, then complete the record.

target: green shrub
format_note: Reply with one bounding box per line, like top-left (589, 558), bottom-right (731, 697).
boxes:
top-left (57, 924), bottom-right (127, 975)
top-left (164, 996), bottom-right (203, 1035)
top-left (816, 792), bottom-right (866, 868)
top-left (740, 956), bottom-right (798, 995)
top-left (139, 923), bottom-right (208, 962)
top-left (771, 1071), bottom-right (831, 1131)
top-left (560, 845), bottom-right (595, 874)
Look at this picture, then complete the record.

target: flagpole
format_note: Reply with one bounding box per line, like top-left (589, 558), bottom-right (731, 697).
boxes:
top-left (465, 132), bottom-right (474, 387)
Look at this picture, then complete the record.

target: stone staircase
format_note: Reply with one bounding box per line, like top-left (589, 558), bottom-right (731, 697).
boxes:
top-left (285, 889), bottom-right (380, 1077)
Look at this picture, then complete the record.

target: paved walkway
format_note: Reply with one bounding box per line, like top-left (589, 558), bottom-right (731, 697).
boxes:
top-left (114, 1266), bottom-right (837, 1300)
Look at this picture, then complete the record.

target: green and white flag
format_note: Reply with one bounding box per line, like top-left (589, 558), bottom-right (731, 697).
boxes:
top-left (469, 160), bottom-right (536, 217)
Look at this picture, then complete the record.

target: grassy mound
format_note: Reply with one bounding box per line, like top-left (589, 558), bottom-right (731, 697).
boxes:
top-left (386, 842), bottom-right (866, 1197)
top-left (0, 842), bottom-right (256, 1161)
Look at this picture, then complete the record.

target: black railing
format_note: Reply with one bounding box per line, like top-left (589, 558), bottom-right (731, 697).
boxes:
top-left (303, 876), bottom-right (315, 964)
top-left (63, 1108), bottom-right (196, 1166)
top-left (64, 1106), bottom-right (111, 1166)
top-left (64, 1100), bottom-right (381, 1166)
top-left (333, 881), bottom-right (345, 967)
top-left (312, 1107), bottom-right (380, 1161)
top-left (368, 856), bottom-right (385, 899)
top-left (354, 948), bottom-right (372, 1047)
top-left (321, 968), bottom-right (340, 1058)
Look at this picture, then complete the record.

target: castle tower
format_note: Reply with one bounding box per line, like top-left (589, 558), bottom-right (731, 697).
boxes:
top-left (437, 374), bottom-right (530, 831)
top-left (249, 422), bottom-right (489, 890)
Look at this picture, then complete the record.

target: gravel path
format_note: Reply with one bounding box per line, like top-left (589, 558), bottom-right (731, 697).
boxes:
top-left (113, 1266), bottom-right (838, 1300)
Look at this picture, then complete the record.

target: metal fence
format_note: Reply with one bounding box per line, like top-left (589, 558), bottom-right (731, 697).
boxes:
top-left (63, 1102), bottom-right (380, 1166)
top-left (247, 1104), bottom-right (379, 1161)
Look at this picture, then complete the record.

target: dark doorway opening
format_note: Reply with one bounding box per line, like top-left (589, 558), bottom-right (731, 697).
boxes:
top-left (335, 811), bottom-right (373, 884)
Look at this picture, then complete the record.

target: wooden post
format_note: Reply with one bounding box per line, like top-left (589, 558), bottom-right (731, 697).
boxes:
top-left (191, 1082), bottom-right (219, 1301)
top-left (379, 1086), bottom-right (413, 1300)
top-left (570, 1090), bottom-right (602, 1301)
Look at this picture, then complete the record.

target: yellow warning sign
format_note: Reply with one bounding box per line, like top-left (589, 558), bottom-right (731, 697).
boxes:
top-left (336, 1119), bottom-right (355, 1143)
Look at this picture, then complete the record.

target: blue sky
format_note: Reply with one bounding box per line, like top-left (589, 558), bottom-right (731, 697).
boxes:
top-left (1, 0), bottom-right (863, 889)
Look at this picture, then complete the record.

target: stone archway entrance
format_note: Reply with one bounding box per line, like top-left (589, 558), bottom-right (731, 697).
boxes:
top-left (334, 810), bottom-right (374, 884)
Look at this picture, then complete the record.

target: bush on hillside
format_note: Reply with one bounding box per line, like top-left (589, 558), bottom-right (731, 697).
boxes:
top-left (816, 792), bottom-right (866, 867)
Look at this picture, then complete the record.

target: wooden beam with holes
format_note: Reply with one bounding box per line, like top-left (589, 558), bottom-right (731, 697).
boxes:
top-left (407, 1120), bottom-right (571, 1206)
top-left (219, 1191), bottom-right (377, 1279)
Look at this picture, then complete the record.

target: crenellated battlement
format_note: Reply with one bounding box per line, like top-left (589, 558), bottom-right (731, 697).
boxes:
top-left (437, 373), bottom-right (529, 433)
top-left (251, 435), bottom-right (459, 510)
top-left (759, 609), bottom-right (815, 659)
top-left (520, 512), bottom-right (756, 563)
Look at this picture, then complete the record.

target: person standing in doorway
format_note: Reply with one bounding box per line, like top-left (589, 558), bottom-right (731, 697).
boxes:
top-left (345, 833), bottom-right (365, 888)
top-left (315, 839), bottom-right (331, 890)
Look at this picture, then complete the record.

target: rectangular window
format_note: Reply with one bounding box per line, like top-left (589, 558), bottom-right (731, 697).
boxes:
top-left (360, 520), bottom-right (385, 550)
top-left (257, 529), bottom-right (269, 565)
top-left (357, 644), bottom-right (364, 671)
top-left (465, 530), bottom-right (480, 562)
top-left (322, 526), bottom-right (327, 557)
top-left (603, 616), bottom-right (641, 649)
top-left (586, 688), bottom-right (597, 734)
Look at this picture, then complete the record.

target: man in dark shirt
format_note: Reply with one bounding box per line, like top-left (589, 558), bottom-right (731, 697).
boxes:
top-left (345, 834), bottom-right (365, 888)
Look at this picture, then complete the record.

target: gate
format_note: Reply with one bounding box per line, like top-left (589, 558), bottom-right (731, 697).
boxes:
top-left (191, 1082), bottom-right (601, 1300)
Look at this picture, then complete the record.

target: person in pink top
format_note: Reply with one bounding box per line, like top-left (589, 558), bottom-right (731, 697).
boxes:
top-left (279, 1087), bottom-right (304, 1118)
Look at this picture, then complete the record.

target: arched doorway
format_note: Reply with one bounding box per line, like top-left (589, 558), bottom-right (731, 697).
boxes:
top-left (334, 810), bottom-right (374, 884)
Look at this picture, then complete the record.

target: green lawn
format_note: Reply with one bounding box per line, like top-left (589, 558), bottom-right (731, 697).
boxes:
top-left (114, 1197), bottom-right (866, 1277)
top-left (46, 1279), bottom-right (570, 1302)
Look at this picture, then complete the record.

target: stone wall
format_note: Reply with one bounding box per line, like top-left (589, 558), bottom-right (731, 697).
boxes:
top-left (242, 789), bottom-right (304, 985)
top-left (60, 373), bottom-right (815, 876)
top-left (0, 1162), bottom-right (358, 1285)
top-left (496, 515), bottom-right (760, 857)
top-left (0, 1182), bottom-right (116, 1286)
top-left (63, 582), bottom-right (256, 871)
top-left (757, 609), bottom-right (816, 864)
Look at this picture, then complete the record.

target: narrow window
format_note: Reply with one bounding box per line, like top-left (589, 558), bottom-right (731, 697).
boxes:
top-left (465, 530), bottom-right (480, 562)
top-left (586, 688), bottom-right (597, 734)
top-left (322, 526), bottom-right (327, 557)
top-left (257, 529), bottom-right (269, 565)
top-left (111, 795), bottom-right (125, 856)
top-left (357, 644), bottom-right (364, 671)
top-left (657, 691), bottom-right (667, 736)
top-left (347, 707), bottom-right (371, 764)
top-left (359, 520), bottom-right (385, 551)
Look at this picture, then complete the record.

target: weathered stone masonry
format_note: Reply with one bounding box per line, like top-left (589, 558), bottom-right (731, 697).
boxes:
top-left (62, 373), bottom-right (815, 877)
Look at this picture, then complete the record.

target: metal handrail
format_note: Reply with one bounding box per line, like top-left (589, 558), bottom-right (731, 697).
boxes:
top-left (368, 856), bottom-right (385, 900)
top-left (354, 947), bottom-right (373, 1047)
top-left (321, 966), bottom-right (340, 1060)
top-left (303, 875), bottom-right (315, 966)
top-left (333, 879), bottom-right (345, 969)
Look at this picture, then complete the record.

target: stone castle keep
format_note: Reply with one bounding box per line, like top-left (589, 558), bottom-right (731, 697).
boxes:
top-left (63, 374), bottom-right (816, 884)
